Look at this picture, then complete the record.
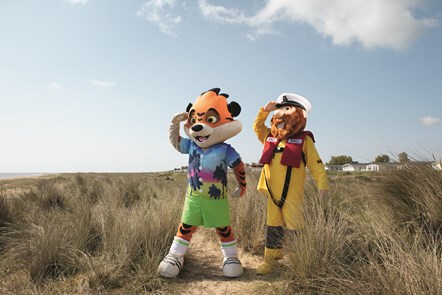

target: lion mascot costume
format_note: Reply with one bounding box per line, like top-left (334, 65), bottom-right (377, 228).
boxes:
top-left (253, 92), bottom-right (329, 275)
top-left (158, 88), bottom-right (247, 278)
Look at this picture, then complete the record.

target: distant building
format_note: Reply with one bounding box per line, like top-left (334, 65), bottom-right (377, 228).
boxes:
top-left (366, 163), bottom-right (380, 172)
top-left (342, 163), bottom-right (368, 172)
top-left (325, 164), bottom-right (342, 172)
top-left (242, 159), bottom-right (441, 174)
top-left (325, 162), bottom-right (401, 172)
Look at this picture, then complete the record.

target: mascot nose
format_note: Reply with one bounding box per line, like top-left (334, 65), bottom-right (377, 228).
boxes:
top-left (192, 124), bottom-right (203, 132)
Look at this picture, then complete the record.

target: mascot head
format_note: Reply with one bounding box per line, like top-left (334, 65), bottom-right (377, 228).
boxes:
top-left (270, 93), bottom-right (311, 140)
top-left (184, 88), bottom-right (242, 148)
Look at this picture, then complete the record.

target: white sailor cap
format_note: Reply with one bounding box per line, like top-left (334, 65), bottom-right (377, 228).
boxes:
top-left (276, 93), bottom-right (312, 113)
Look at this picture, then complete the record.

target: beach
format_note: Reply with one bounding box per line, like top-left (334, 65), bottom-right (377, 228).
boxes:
top-left (0, 173), bottom-right (44, 180)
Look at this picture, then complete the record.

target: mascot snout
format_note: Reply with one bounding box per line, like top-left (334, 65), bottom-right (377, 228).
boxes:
top-left (191, 124), bottom-right (204, 132)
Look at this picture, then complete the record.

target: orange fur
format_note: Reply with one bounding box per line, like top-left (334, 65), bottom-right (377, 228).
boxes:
top-left (176, 223), bottom-right (197, 241)
top-left (233, 161), bottom-right (246, 197)
top-left (186, 90), bottom-right (234, 128)
top-left (216, 226), bottom-right (235, 243)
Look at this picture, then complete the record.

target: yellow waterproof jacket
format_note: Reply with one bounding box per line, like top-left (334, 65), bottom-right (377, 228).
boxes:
top-left (253, 107), bottom-right (329, 204)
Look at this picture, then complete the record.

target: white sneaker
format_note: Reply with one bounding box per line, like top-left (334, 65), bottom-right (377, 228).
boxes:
top-left (222, 257), bottom-right (243, 278)
top-left (158, 253), bottom-right (184, 277)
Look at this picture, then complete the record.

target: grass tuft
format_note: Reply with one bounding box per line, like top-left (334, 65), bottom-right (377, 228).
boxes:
top-left (1, 168), bottom-right (441, 294)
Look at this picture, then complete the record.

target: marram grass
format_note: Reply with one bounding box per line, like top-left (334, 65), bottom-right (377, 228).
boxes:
top-left (0, 167), bottom-right (441, 294)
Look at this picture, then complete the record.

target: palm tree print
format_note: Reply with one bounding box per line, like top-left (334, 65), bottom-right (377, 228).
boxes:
top-left (208, 184), bottom-right (221, 199)
top-left (188, 150), bottom-right (202, 191)
top-left (213, 163), bottom-right (227, 198)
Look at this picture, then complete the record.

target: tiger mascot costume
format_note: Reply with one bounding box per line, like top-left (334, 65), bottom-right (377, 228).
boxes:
top-left (253, 93), bottom-right (329, 275)
top-left (159, 88), bottom-right (247, 278)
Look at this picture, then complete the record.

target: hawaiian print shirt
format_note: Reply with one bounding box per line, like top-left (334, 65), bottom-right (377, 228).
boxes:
top-left (179, 138), bottom-right (241, 199)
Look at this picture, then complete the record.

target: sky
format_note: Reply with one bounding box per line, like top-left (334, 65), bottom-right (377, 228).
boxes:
top-left (1, 0), bottom-right (441, 173)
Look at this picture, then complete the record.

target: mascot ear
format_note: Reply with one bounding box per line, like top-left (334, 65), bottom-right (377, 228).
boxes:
top-left (186, 103), bottom-right (193, 112)
top-left (209, 88), bottom-right (221, 95)
top-left (201, 88), bottom-right (221, 96)
top-left (228, 101), bottom-right (241, 117)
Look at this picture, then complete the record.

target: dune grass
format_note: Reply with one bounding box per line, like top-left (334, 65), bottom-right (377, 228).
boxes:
top-left (0, 164), bottom-right (441, 294)
top-left (229, 172), bottom-right (267, 255)
top-left (0, 173), bottom-right (184, 294)
top-left (272, 163), bottom-right (442, 295)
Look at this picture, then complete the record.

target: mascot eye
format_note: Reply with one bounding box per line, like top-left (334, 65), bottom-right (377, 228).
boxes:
top-left (205, 108), bottom-right (220, 124)
top-left (188, 110), bottom-right (196, 125)
top-left (207, 116), bottom-right (218, 124)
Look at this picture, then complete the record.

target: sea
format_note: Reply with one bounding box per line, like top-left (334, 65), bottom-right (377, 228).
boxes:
top-left (0, 173), bottom-right (43, 179)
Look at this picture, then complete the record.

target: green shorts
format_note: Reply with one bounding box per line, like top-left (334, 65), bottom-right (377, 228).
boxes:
top-left (181, 194), bottom-right (231, 228)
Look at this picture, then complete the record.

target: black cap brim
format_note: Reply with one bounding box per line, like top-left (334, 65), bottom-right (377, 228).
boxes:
top-left (275, 101), bottom-right (305, 110)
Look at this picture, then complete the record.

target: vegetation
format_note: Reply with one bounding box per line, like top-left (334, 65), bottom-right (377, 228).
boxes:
top-left (328, 151), bottom-right (412, 164)
top-left (398, 152), bottom-right (410, 163)
top-left (375, 154), bottom-right (390, 163)
top-left (0, 165), bottom-right (441, 294)
top-left (0, 173), bottom-right (185, 294)
top-left (328, 155), bottom-right (353, 165)
top-left (277, 163), bottom-right (442, 295)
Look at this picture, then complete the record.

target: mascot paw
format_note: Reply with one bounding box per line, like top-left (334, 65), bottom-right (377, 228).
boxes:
top-left (222, 257), bottom-right (243, 278)
top-left (256, 261), bottom-right (276, 275)
top-left (158, 253), bottom-right (184, 277)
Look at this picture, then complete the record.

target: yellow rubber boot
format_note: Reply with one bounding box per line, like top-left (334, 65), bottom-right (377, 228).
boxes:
top-left (256, 248), bottom-right (283, 275)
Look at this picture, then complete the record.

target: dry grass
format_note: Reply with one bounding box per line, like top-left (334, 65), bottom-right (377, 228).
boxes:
top-left (270, 163), bottom-right (442, 295)
top-left (230, 171), bottom-right (267, 255)
top-left (374, 163), bottom-right (442, 241)
top-left (1, 165), bottom-right (441, 294)
top-left (0, 173), bottom-right (184, 294)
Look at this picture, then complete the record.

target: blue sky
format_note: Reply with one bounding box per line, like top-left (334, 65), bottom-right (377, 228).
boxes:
top-left (1, 0), bottom-right (441, 173)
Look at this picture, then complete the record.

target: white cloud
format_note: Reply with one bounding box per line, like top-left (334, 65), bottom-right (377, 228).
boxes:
top-left (137, 0), bottom-right (182, 37)
top-left (66, 0), bottom-right (88, 5)
top-left (198, 0), bottom-right (437, 50)
top-left (419, 116), bottom-right (441, 126)
top-left (198, 1), bottom-right (247, 24)
top-left (48, 82), bottom-right (62, 90)
top-left (89, 80), bottom-right (116, 88)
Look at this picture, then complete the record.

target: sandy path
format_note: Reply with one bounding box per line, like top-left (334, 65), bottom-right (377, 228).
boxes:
top-left (165, 228), bottom-right (283, 295)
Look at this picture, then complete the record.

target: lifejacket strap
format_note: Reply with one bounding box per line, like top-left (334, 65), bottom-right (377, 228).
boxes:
top-left (279, 166), bottom-right (292, 208)
top-left (263, 166), bottom-right (292, 209)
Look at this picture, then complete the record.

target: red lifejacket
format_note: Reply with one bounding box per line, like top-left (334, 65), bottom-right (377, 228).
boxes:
top-left (259, 131), bottom-right (314, 168)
